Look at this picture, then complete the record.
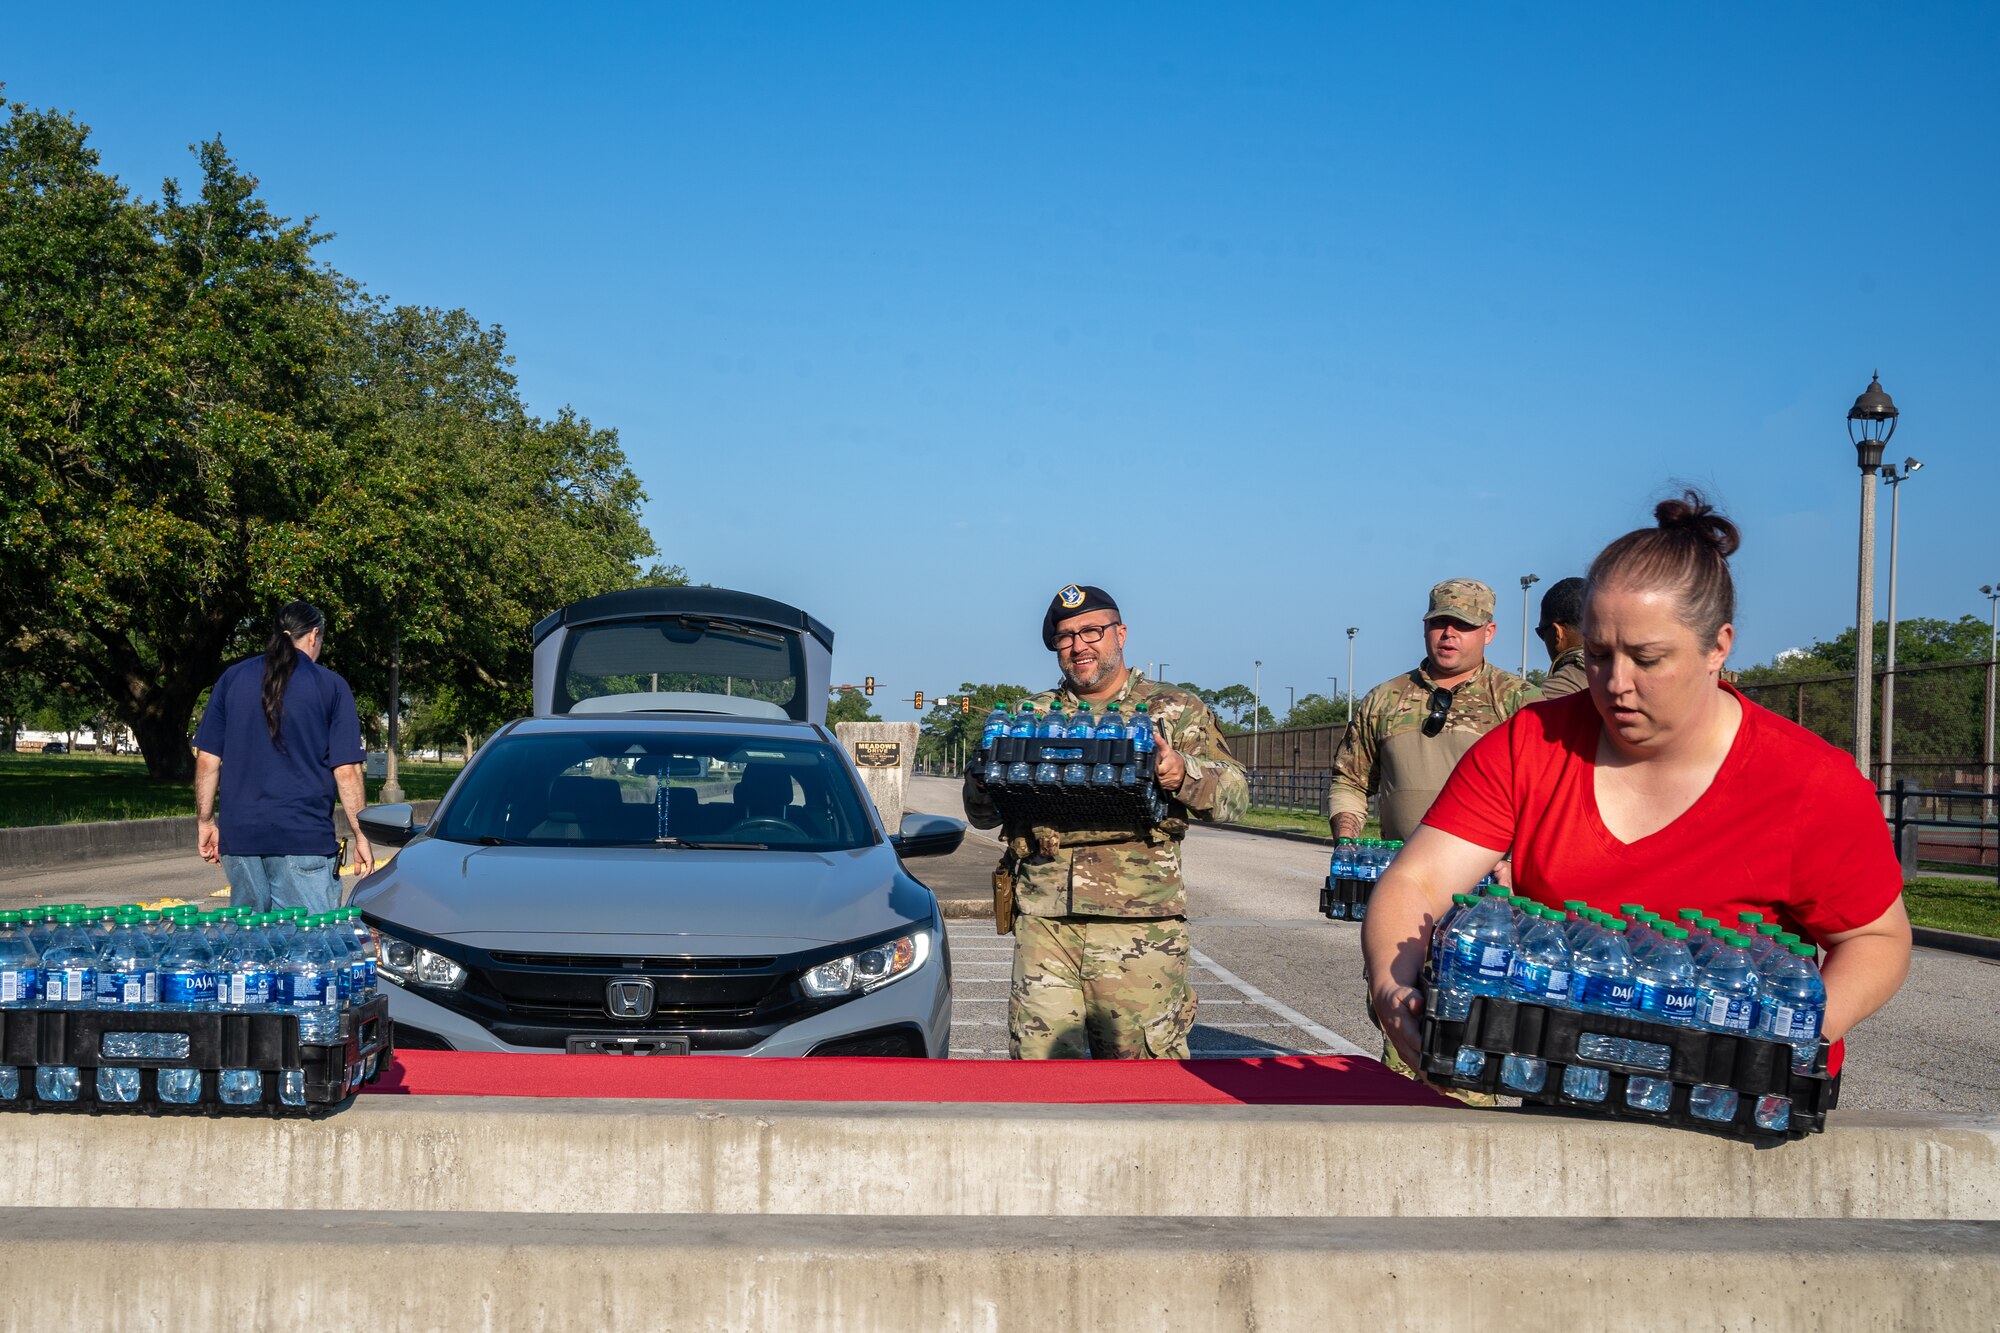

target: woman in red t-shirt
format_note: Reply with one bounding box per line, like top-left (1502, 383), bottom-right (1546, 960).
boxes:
top-left (1362, 492), bottom-right (1912, 1074)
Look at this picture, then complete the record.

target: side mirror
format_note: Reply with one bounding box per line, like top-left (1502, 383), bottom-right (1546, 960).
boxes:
top-left (358, 803), bottom-right (422, 847)
top-left (891, 812), bottom-right (965, 859)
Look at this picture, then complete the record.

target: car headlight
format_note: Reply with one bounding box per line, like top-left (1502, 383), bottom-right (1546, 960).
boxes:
top-left (800, 931), bottom-right (932, 999)
top-left (375, 928), bottom-right (468, 990)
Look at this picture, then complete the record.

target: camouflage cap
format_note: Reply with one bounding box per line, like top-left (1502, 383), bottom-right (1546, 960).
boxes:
top-left (1424, 579), bottom-right (1495, 627)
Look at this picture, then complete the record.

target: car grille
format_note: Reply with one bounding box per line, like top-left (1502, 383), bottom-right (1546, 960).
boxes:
top-left (485, 952), bottom-right (775, 971)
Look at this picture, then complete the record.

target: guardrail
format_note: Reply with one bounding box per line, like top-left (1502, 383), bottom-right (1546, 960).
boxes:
top-left (1883, 779), bottom-right (1999, 885)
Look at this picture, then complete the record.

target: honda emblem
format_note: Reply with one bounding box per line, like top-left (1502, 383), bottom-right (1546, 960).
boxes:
top-left (606, 978), bottom-right (655, 1019)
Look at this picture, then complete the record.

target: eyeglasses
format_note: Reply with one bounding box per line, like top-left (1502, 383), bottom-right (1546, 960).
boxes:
top-left (1052, 622), bottom-right (1121, 651)
top-left (1421, 686), bottom-right (1453, 737)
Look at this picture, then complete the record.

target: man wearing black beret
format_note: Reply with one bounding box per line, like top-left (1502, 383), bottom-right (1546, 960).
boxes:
top-left (963, 584), bottom-right (1249, 1059)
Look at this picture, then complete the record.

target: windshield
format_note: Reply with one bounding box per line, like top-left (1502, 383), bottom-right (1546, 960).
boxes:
top-left (431, 731), bottom-right (874, 851)
top-left (554, 618), bottom-right (805, 719)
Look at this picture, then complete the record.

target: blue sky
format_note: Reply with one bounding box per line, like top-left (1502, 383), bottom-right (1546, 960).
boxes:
top-left (9, 3), bottom-right (1998, 714)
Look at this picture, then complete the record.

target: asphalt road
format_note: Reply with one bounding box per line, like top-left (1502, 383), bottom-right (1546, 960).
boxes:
top-left (908, 776), bottom-right (2000, 1112)
top-left (5, 779), bottom-right (1997, 1114)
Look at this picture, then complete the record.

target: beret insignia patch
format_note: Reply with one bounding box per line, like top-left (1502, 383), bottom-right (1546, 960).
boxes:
top-left (1058, 584), bottom-right (1085, 609)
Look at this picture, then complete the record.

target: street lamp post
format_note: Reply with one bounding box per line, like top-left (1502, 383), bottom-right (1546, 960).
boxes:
top-left (1983, 585), bottom-right (1999, 796)
top-left (1157, 663), bottom-right (1170, 687)
top-left (1848, 373), bottom-right (1899, 778)
top-left (1878, 458), bottom-right (1923, 795)
top-left (1345, 628), bottom-right (1358, 718)
top-left (1287, 685), bottom-right (1295, 723)
top-left (381, 626), bottom-right (405, 805)
top-left (1519, 575), bottom-right (1540, 678)
top-left (1253, 660), bottom-right (1262, 770)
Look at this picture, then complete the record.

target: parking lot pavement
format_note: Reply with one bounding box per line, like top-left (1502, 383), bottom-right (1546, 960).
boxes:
top-left (0, 849), bottom-right (232, 910)
top-left (942, 919), bottom-right (1364, 1059)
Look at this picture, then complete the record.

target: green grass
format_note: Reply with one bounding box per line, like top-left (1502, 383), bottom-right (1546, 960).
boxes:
top-left (0, 751), bottom-right (463, 828)
top-left (1902, 875), bottom-right (2000, 939)
top-left (1225, 806), bottom-right (1380, 839)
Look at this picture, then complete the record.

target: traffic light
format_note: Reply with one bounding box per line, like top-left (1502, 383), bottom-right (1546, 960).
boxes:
top-left (914, 691), bottom-right (924, 711)
top-left (863, 676), bottom-right (875, 697)
top-left (961, 696), bottom-right (971, 714)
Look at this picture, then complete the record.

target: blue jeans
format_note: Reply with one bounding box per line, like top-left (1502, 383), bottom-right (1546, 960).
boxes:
top-left (222, 854), bottom-right (341, 915)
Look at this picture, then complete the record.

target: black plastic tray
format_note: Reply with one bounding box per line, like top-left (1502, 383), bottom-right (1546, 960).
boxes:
top-left (0, 995), bottom-right (393, 1119)
top-left (1320, 874), bottom-right (1375, 920)
top-left (978, 739), bottom-right (1169, 828)
top-left (1419, 985), bottom-right (1833, 1144)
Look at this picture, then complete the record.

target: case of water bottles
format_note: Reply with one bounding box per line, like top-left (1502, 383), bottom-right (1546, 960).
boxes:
top-left (0, 903), bottom-right (394, 1119)
top-left (974, 700), bottom-right (1172, 829)
top-left (1319, 838), bottom-right (1404, 921)
top-left (1417, 890), bottom-right (1835, 1145)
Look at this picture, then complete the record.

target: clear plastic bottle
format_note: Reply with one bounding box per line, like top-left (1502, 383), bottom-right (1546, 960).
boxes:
top-left (217, 913), bottom-right (280, 1105)
top-left (1563, 917), bottom-right (1637, 1103)
top-left (1747, 922), bottom-right (1786, 967)
top-left (1749, 942), bottom-right (1826, 1132)
top-left (982, 705), bottom-right (1009, 785)
top-left (1325, 840), bottom-right (1355, 920)
top-left (1006, 706), bottom-right (1036, 783)
top-left (1438, 886), bottom-right (1519, 1078)
top-left (156, 913), bottom-right (218, 1104)
top-left (1091, 704), bottom-right (1124, 785)
top-left (0, 911), bottom-right (39, 1101)
top-left (1626, 923), bottom-right (1698, 1111)
top-left (1688, 931), bottom-right (1763, 1123)
top-left (278, 916), bottom-right (341, 1046)
top-left (343, 908), bottom-right (378, 999)
top-left (24, 908), bottom-right (56, 955)
top-left (35, 911), bottom-right (100, 1103)
top-left (1501, 906), bottom-right (1574, 1093)
top-left (1064, 706), bottom-right (1094, 786)
top-left (1126, 703), bottom-right (1155, 788)
top-left (1034, 706), bottom-right (1066, 785)
top-left (93, 908), bottom-right (160, 1103)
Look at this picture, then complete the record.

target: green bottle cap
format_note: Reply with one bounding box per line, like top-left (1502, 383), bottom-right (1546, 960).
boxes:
top-left (1484, 885), bottom-right (1510, 897)
top-left (1790, 943), bottom-right (1817, 958)
top-left (1136, 703), bottom-right (1150, 713)
top-left (1738, 912), bottom-right (1764, 925)
top-left (1677, 908), bottom-right (1702, 922)
top-left (1663, 925), bottom-right (1689, 940)
top-left (1564, 900), bottom-right (1587, 911)
top-left (1619, 903), bottom-right (1645, 916)
top-left (1758, 923), bottom-right (1783, 937)
top-left (1779, 932), bottom-right (1802, 946)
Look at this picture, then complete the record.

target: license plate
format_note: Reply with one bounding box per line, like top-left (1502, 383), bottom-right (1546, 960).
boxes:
top-left (566, 1034), bottom-right (692, 1055)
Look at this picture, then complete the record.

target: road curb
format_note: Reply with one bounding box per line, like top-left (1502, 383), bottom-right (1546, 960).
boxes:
top-left (1912, 925), bottom-right (2000, 962)
top-left (1207, 821), bottom-right (1337, 849)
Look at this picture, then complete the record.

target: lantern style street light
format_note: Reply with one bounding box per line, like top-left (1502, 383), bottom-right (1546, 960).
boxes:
top-left (1983, 585), bottom-right (1999, 795)
top-left (1345, 628), bottom-right (1358, 718)
top-left (1519, 574), bottom-right (1540, 678)
top-left (1847, 373), bottom-right (1899, 777)
top-left (1877, 457), bottom-right (1923, 793)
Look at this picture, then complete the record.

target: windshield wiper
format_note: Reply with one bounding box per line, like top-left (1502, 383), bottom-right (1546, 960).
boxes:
top-left (649, 837), bottom-right (771, 850)
top-left (475, 835), bottom-right (526, 846)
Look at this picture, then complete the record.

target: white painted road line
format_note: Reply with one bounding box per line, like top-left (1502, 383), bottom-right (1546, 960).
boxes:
top-left (1190, 947), bottom-right (1368, 1057)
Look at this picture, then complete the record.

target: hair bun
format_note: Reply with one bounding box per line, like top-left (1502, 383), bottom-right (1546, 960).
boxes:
top-left (1654, 490), bottom-right (1741, 559)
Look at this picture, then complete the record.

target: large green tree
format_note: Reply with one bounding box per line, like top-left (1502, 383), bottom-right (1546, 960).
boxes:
top-left (826, 687), bottom-right (881, 726)
top-left (0, 101), bottom-right (665, 778)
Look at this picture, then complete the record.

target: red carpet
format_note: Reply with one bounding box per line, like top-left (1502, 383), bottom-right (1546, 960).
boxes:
top-left (363, 1050), bottom-right (1452, 1106)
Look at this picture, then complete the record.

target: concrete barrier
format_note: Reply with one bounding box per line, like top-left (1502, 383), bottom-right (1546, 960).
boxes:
top-left (0, 816), bottom-right (194, 873)
top-left (0, 802), bottom-right (441, 877)
top-left (3, 1099), bottom-right (1994, 1220)
top-left (2, 1210), bottom-right (1993, 1331)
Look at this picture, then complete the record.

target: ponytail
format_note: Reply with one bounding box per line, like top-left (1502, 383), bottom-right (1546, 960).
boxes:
top-left (262, 601), bottom-right (324, 748)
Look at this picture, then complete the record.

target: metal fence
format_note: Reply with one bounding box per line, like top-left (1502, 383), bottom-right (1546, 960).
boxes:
top-left (1246, 771), bottom-right (1332, 814)
top-left (1884, 781), bottom-right (1999, 880)
top-left (1735, 658), bottom-right (1997, 794)
top-left (1229, 722), bottom-right (1349, 774)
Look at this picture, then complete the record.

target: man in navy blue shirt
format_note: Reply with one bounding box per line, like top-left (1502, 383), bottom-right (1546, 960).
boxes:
top-left (193, 602), bottom-right (373, 913)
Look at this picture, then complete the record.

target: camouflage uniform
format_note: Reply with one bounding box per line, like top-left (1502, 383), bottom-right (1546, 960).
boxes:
top-left (1328, 660), bottom-right (1540, 843)
top-left (963, 673), bottom-right (1248, 1059)
top-left (1541, 647), bottom-right (1588, 700)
